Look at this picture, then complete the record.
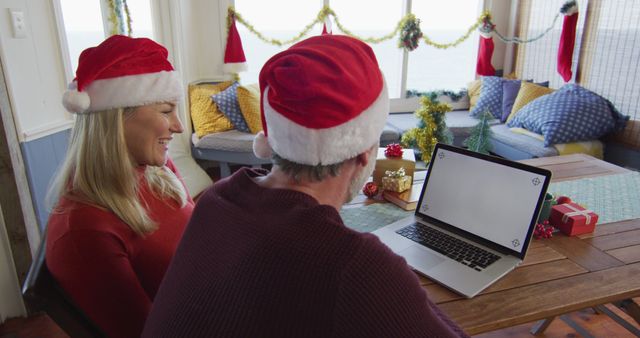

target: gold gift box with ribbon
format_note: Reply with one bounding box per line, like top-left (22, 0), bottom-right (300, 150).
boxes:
top-left (381, 167), bottom-right (413, 193)
top-left (373, 147), bottom-right (415, 186)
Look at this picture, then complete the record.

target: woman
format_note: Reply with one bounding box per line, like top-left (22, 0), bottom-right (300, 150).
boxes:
top-left (46, 35), bottom-right (194, 338)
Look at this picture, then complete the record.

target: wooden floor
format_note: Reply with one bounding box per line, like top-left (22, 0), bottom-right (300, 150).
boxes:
top-left (1, 300), bottom-right (638, 338)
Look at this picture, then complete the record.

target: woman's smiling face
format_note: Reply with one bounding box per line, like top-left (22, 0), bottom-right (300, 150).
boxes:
top-left (124, 102), bottom-right (183, 167)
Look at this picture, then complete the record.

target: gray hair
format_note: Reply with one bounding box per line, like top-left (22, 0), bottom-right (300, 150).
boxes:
top-left (271, 152), bottom-right (345, 182)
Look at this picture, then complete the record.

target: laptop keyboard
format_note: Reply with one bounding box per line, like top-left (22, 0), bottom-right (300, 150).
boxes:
top-left (396, 223), bottom-right (501, 271)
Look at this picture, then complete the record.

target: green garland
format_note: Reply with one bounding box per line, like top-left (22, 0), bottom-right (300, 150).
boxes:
top-left (406, 89), bottom-right (468, 102)
top-left (228, 6), bottom-right (489, 50)
top-left (229, 3), bottom-right (572, 51)
top-left (107, 0), bottom-right (132, 36)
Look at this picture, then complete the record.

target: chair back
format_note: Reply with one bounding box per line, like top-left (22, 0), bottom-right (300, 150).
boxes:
top-left (22, 238), bottom-right (106, 338)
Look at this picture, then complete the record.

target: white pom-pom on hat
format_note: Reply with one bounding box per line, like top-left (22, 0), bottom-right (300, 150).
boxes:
top-left (62, 85), bottom-right (91, 113)
top-left (253, 131), bottom-right (273, 159)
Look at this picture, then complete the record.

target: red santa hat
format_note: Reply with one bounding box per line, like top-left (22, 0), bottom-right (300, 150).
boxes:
top-left (223, 15), bottom-right (248, 73)
top-left (62, 35), bottom-right (182, 114)
top-left (253, 35), bottom-right (389, 165)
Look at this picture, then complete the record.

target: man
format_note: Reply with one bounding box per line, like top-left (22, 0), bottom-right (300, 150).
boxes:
top-left (143, 35), bottom-right (468, 338)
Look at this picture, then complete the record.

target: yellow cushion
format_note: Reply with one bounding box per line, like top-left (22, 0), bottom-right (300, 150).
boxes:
top-left (237, 84), bottom-right (263, 134)
top-left (506, 82), bottom-right (555, 123)
top-left (510, 127), bottom-right (604, 159)
top-left (189, 82), bottom-right (234, 138)
top-left (467, 80), bottom-right (481, 111)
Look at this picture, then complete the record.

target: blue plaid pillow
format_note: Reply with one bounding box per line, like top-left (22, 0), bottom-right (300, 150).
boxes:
top-left (507, 84), bottom-right (629, 146)
top-left (211, 82), bottom-right (251, 133)
top-left (470, 76), bottom-right (507, 119)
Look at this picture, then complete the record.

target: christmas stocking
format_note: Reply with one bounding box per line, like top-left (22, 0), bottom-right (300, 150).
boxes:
top-left (558, 2), bottom-right (579, 82)
top-left (476, 33), bottom-right (495, 76)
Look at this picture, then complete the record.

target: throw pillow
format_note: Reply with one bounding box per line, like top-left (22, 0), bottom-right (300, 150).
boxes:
top-left (506, 81), bottom-right (555, 123)
top-left (467, 79), bottom-right (481, 111)
top-left (211, 82), bottom-right (251, 133)
top-left (189, 82), bottom-right (235, 138)
top-left (507, 84), bottom-right (629, 146)
top-left (237, 83), bottom-right (263, 134)
top-left (470, 76), bottom-right (504, 119)
top-left (501, 80), bottom-right (550, 123)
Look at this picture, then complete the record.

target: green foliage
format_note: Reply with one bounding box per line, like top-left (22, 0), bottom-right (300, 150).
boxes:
top-left (401, 96), bottom-right (453, 162)
top-left (405, 89), bottom-right (468, 102)
top-left (463, 110), bottom-right (494, 154)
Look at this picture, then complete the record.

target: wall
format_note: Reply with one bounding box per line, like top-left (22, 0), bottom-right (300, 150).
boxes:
top-left (20, 129), bottom-right (70, 229)
top-left (0, 0), bottom-right (71, 142)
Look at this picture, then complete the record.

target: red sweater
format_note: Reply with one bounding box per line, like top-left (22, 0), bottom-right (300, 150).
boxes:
top-left (46, 160), bottom-right (194, 338)
top-left (143, 168), bottom-right (468, 337)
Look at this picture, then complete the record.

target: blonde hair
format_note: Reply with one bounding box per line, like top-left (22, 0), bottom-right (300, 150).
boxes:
top-left (47, 107), bottom-right (188, 234)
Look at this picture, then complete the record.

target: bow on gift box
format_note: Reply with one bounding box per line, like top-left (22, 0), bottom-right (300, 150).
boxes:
top-left (561, 203), bottom-right (594, 224)
top-left (385, 167), bottom-right (406, 178)
top-left (384, 143), bottom-right (404, 158)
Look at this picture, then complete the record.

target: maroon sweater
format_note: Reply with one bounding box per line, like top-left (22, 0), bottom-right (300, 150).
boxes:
top-left (143, 168), bottom-right (468, 337)
top-left (46, 160), bottom-right (194, 338)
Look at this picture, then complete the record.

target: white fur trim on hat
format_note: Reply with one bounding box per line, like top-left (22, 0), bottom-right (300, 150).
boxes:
top-left (64, 71), bottom-right (183, 114)
top-left (223, 62), bottom-right (248, 74)
top-left (260, 80), bottom-right (389, 165)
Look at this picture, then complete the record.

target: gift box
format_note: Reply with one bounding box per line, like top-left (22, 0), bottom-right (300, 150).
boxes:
top-left (373, 147), bottom-right (415, 186)
top-left (549, 202), bottom-right (598, 236)
top-left (381, 175), bottom-right (412, 193)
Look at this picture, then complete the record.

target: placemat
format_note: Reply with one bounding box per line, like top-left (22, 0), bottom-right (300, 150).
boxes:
top-left (340, 203), bottom-right (413, 233)
top-left (548, 172), bottom-right (640, 224)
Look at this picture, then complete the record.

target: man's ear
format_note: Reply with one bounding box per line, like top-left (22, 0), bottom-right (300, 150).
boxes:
top-left (355, 145), bottom-right (376, 167)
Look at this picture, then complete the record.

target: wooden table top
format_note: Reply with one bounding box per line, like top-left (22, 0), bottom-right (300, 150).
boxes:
top-left (354, 154), bottom-right (640, 335)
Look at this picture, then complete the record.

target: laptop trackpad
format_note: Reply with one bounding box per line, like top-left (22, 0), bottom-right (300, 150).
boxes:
top-left (399, 245), bottom-right (446, 271)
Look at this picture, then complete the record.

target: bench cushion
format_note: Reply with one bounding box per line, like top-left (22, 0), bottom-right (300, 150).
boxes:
top-left (490, 124), bottom-right (558, 159)
top-left (192, 131), bottom-right (255, 152)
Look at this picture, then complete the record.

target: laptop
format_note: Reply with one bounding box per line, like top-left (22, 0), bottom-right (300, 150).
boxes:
top-left (372, 143), bottom-right (551, 298)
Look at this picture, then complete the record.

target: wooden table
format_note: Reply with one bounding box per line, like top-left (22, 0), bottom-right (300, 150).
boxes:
top-left (352, 154), bottom-right (640, 335)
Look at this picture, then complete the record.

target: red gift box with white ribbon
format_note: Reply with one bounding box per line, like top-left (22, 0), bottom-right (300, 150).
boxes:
top-left (549, 202), bottom-right (598, 236)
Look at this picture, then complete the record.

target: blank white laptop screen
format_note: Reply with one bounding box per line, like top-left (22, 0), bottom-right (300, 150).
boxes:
top-left (418, 148), bottom-right (546, 254)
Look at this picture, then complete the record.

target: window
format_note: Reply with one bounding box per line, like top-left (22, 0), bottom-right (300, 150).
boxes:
top-left (235, 0), bottom-right (321, 86)
top-left (234, 1), bottom-right (482, 100)
top-left (331, 0), bottom-right (404, 97)
top-left (514, 0), bottom-right (587, 88)
top-left (409, 1), bottom-right (482, 93)
top-left (578, 0), bottom-right (640, 121)
top-left (59, 0), bottom-right (105, 74)
top-left (57, 0), bottom-right (154, 79)
top-left (515, 0), bottom-right (640, 121)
